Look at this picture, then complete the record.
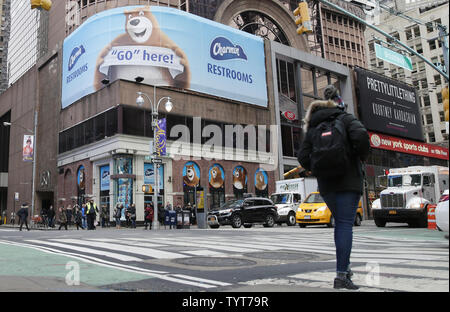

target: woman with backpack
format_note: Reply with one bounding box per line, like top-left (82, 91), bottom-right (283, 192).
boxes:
top-left (298, 85), bottom-right (369, 290)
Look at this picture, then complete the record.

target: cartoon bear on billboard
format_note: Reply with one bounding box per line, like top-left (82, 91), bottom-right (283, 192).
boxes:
top-left (255, 171), bottom-right (267, 191)
top-left (94, 6), bottom-right (191, 91)
top-left (183, 163), bottom-right (200, 188)
top-left (209, 166), bottom-right (224, 189)
top-left (233, 167), bottom-right (246, 190)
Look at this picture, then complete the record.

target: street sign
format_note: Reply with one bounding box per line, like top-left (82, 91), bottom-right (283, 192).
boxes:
top-left (14, 192), bottom-right (19, 201)
top-left (152, 158), bottom-right (162, 164)
top-left (375, 43), bottom-right (412, 71)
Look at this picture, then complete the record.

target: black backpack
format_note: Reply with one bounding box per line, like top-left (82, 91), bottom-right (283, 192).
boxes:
top-left (310, 114), bottom-right (351, 178)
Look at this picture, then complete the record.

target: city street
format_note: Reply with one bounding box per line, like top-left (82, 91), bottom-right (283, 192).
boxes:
top-left (0, 221), bottom-right (448, 293)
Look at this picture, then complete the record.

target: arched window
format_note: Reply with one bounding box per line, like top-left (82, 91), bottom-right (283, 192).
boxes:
top-left (209, 164), bottom-right (225, 209)
top-left (232, 166), bottom-right (247, 199)
top-left (183, 161), bottom-right (201, 207)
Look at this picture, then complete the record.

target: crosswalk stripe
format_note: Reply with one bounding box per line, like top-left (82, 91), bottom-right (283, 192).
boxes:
top-left (183, 250), bottom-right (231, 257)
top-left (288, 270), bottom-right (449, 292)
top-left (350, 265), bottom-right (449, 280)
top-left (148, 237), bottom-right (262, 253)
top-left (25, 239), bottom-right (142, 262)
top-left (51, 239), bottom-right (189, 259)
top-left (87, 238), bottom-right (167, 248)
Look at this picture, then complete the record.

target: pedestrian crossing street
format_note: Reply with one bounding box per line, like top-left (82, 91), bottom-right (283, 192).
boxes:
top-left (0, 228), bottom-right (448, 291)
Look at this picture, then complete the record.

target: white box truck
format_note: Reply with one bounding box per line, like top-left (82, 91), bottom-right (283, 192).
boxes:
top-left (371, 166), bottom-right (449, 228)
top-left (271, 178), bottom-right (318, 226)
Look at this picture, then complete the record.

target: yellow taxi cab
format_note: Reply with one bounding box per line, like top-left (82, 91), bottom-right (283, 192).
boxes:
top-left (296, 192), bottom-right (363, 228)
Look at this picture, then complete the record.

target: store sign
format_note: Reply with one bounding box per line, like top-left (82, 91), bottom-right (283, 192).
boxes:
top-left (375, 43), bottom-right (412, 71)
top-left (62, 6), bottom-right (267, 108)
top-left (369, 132), bottom-right (449, 160)
top-left (283, 111), bottom-right (296, 121)
top-left (355, 67), bottom-right (423, 141)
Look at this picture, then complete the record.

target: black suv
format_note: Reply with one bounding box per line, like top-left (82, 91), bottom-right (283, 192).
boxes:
top-left (207, 198), bottom-right (278, 229)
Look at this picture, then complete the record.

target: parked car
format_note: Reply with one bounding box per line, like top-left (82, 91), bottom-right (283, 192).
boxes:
top-left (296, 192), bottom-right (363, 228)
top-left (207, 198), bottom-right (278, 229)
top-left (435, 189), bottom-right (449, 235)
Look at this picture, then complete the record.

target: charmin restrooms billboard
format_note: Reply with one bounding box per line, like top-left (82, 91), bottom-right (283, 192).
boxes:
top-left (62, 6), bottom-right (268, 109)
top-left (355, 67), bottom-right (424, 141)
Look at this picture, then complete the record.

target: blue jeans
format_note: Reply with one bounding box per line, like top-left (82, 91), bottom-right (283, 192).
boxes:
top-left (82, 217), bottom-right (87, 229)
top-left (322, 191), bottom-right (360, 274)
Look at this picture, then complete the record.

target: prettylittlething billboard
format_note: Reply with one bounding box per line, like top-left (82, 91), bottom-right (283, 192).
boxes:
top-left (62, 6), bottom-right (268, 108)
top-left (355, 67), bottom-right (423, 141)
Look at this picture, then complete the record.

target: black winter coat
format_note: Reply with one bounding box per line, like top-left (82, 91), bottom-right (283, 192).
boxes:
top-left (298, 100), bottom-right (370, 196)
top-left (17, 208), bottom-right (29, 221)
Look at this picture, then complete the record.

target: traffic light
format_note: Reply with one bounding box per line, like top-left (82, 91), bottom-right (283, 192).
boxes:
top-left (442, 85), bottom-right (449, 121)
top-left (293, 1), bottom-right (313, 35)
top-left (142, 185), bottom-right (153, 194)
top-left (30, 0), bottom-right (52, 11)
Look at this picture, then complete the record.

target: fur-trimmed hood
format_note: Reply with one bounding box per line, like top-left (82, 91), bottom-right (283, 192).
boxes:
top-left (303, 99), bottom-right (341, 131)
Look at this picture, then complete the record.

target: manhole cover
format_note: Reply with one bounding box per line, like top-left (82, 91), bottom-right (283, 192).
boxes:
top-left (244, 251), bottom-right (333, 262)
top-left (173, 257), bottom-right (257, 267)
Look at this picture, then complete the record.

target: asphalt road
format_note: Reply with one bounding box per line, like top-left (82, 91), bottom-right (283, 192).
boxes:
top-left (0, 220), bottom-right (448, 296)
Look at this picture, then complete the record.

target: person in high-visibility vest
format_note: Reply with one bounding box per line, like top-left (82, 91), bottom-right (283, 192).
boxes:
top-left (86, 199), bottom-right (98, 230)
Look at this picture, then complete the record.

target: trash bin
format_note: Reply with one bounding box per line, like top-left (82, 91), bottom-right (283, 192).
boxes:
top-left (169, 210), bottom-right (176, 229)
top-left (176, 210), bottom-right (191, 229)
top-left (183, 210), bottom-right (190, 229)
top-left (164, 210), bottom-right (170, 226)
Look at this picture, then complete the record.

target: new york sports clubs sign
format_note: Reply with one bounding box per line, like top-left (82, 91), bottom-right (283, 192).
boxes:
top-left (355, 67), bottom-right (424, 141)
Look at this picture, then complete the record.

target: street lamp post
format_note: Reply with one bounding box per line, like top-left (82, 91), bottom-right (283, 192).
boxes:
top-left (136, 86), bottom-right (173, 230)
top-left (3, 110), bottom-right (38, 221)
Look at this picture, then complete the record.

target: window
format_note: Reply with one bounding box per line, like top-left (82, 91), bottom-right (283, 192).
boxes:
top-left (416, 43), bottom-right (423, 54)
top-left (413, 26), bottom-right (420, 38)
top-left (423, 95), bottom-right (431, 107)
top-left (434, 75), bottom-right (441, 86)
top-left (123, 107), bottom-right (144, 137)
top-left (437, 92), bottom-right (442, 103)
top-left (405, 29), bottom-right (412, 40)
top-left (426, 114), bottom-right (433, 124)
top-left (440, 111), bottom-right (445, 122)
top-left (426, 22), bottom-right (434, 33)
top-left (429, 40), bottom-right (436, 50)
top-left (428, 132), bottom-right (435, 142)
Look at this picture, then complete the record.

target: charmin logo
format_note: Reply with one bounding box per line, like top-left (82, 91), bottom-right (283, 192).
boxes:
top-left (68, 45), bottom-right (86, 71)
top-left (210, 37), bottom-right (247, 61)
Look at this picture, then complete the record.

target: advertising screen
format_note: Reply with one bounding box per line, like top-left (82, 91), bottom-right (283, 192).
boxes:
top-left (355, 67), bottom-right (423, 141)
top-left (62, 6), bottom-right (268, 109)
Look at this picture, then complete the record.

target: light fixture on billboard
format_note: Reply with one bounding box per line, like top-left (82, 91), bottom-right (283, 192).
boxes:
top-left (135, 76), bottom-right (144, 83)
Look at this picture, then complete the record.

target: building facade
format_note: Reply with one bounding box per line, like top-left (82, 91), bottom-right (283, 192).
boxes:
top-left (0, 0), bottom-right (10, 93)
top-left (0, 0), bottom-right (309, 222)
top-left (366, 1), bottom-right (449, 144)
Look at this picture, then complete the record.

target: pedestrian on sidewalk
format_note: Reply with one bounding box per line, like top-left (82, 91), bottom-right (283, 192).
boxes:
top-left (114, 204), bottom-right (122, 229)
top-left (17, 203), bottom-right (30, 231)
top-left (129, 203), bottom-right (137, 228)
top-left (10, 211), bottom-right (16, 225)
top-left (47, 205), bottom-right (55, 228)
top-left (58, 207), bottom-right (68, 230)
top-left (101, 204), bottom-right (109, 228)
top-left (81, 203), bottom-right (87, 229)
top-left (86, 198), bottom-right (98, 230)
top-left (144, 203), bottom-right (154, 230)
top-left (298, 85), bottom-right (369, 290)
top-left (74, 206), bottom-right (84, 230)
top-left (66, 205), bottom-right (73, 229)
